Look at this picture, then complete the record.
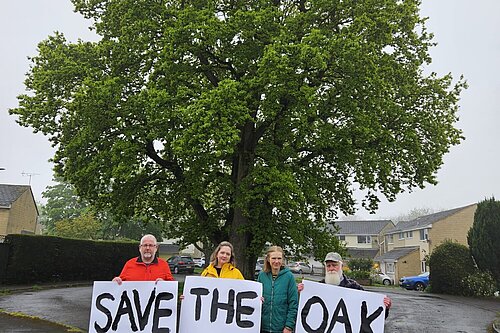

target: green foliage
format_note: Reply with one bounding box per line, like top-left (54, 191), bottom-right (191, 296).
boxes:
top-left (41, 178), bottom-right (164, 241)
top-left (10, 0), bottom-right (465, 277)
top-left (468, 198), bottom-right (500, 289)
top-left (347, 269), bottom-right (371, 280)
top-left (53, 212), bottom-right (102, 240)
top-left (428, 240), bottom-right (475, 295)
top-left (347, 258), bottom-right (374, 272)
top-left (461, 271), bottom-right (497, 297)
top-left (346, 258), bottom-right (373, 280)
top-left (2, 234), bottom-right (137, 284)
top-left (40, 177), bottom-right (90, 233)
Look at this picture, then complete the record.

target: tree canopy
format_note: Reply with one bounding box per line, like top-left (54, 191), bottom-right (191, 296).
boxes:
top-left (41, 177), bottom-right (164, 241)
top-left (11, 0), bottom-right (465, 278)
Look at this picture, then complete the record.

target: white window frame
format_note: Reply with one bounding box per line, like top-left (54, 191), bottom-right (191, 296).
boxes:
top-left (399, 232), bottom-right (405, 240)
top-left (387, 234), bottom-right (394, 244)
top-left (421, 260), bottom-right (427, 273)
top-left (406, 231), bottom-right (413, 239)
top-left (357, 235), bottom-right (372, 244)
top-left (386, 262), bottom-right (395, 273)
top-left (420, 229), bottom-right (429, 241)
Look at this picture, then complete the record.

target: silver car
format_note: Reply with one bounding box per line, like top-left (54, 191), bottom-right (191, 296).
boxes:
top-left (372, 272), bottom-right (393, 285)
top-left (193, 257), bottom-right (205, 268)
top-left (287, 261), bottom-right (314, 275)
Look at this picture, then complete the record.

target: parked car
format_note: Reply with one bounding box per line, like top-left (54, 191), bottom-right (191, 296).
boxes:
top-left (287, 261), bottom-right (314, 275)
top-left (167, 255), bottom-right (195, 274)
top-left (372, 272), bottom-right (393, 286)
top-left (193, 257), bottom-right (205, 268)
top-left (255, 258), bottom-right (265, 278)
top-left (399, 272), bottom-right (430, 291)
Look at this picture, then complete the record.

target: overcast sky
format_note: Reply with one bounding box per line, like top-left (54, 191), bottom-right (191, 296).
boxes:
top-left (1, 0), bottom-right (499, 220)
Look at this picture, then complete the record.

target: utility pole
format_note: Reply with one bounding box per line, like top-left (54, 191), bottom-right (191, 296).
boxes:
top-left (21, 172), bottom-right (40, 185)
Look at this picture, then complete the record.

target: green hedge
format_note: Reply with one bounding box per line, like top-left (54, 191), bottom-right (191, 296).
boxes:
top-left (1, 234), bottom-right (138, 284)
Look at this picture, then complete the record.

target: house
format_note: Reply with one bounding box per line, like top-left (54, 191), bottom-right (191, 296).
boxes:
top-left (335, 220), bottom-right (395, 260)
top-left (375, 203), bottom-right (477, 282)
top-left (0, 184), bottom-right (40, 238)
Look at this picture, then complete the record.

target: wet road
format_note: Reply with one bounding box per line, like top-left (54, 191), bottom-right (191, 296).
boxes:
top-left (381, 287), bottom-right (500, 333)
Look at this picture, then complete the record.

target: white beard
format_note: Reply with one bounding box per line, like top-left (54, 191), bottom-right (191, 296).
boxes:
top-left (325, 270), bottom-right (341, 285)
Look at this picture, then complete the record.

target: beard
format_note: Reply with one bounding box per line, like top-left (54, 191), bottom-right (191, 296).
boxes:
top-left (325, 270), bottom-right (342, 285)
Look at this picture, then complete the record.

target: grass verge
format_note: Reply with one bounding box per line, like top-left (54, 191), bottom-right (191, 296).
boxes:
top-left (0, 309), bottom-right (84, 332)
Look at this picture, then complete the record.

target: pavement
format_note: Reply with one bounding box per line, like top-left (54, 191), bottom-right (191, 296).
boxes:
top-left (0, 281), bottom-right (93, 332)
top-left (0, 277), bottom-right (499, 332)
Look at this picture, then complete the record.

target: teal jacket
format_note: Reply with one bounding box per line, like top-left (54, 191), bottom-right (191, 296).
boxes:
top-left (258, 267), bottom-right (298, 332)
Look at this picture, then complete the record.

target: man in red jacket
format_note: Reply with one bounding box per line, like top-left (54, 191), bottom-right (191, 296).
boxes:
top-left (112, 234), bottom-right (174, 284)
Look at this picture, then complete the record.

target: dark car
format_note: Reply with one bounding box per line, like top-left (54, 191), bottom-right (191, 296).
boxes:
top-left (167, 255), bottom-right (195, 274)
top-left (399, 272), bottom-right (429, 291)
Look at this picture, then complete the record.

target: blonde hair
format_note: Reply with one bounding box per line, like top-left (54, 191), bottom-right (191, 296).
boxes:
top-left (210, 241), bottom-right (236, 267)
top-left (263, 245), bottom-right (284, 273)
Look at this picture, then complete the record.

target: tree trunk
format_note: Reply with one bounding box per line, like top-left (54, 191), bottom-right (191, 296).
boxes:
top-left (230, 209), bottom-right (256, 280)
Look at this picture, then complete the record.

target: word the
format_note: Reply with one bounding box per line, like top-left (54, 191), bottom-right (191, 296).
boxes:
top-left (189, 287), bottom-right (258, 328)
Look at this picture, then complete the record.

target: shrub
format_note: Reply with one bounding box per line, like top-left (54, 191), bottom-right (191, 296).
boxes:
top-left (461, 271), bottom-right (497, 297)
top-left (428, 240), bottom-right (475, 295)
top-left (468, 198), bottom-right (500, 289)
top-left (347, 269), bottom-right (370, 280)
top-left (348, 258), bottom-right (374, 272)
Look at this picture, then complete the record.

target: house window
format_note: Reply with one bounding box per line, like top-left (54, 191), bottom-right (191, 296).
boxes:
top-left (399, 232), bottom-right (405, 240)
top-left (337, 235), bottom-right (345, 241)
top-left (406, 231), bottom-right (413, 239)
top-left (386, 263), bottom-right (395, 273)
top-left (420, 229), bottom-right (429, 241)
top-left (357, 235), bottom-right (371, 244)
top-left (421, 260), bottom-right (427, 273)
top-left (387, 234), bottom-right (394, 244)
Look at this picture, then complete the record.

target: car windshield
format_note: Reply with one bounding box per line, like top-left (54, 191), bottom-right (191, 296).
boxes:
top-left (181, 257), bottom-right (193, 262)
top-left (419, 272), bottom-right (429, 277)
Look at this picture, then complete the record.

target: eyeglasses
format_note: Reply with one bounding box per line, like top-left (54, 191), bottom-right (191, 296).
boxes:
top-left (140, 244), bottom-right (156, 248)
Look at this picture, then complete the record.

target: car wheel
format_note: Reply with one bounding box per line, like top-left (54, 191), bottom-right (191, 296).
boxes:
top-left (174, 266), bottom-right (179, 274)
top-left (383, 279), bottom-right (391, 286)
top-left (415, 282), bottom-right (425, 291)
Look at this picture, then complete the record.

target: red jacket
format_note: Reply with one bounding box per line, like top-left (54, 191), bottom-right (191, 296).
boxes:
top-left (119, 256), bottom-right (174, 281)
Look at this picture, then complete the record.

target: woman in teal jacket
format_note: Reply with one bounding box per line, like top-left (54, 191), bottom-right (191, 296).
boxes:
top-left (257, 245), bottom-right (298, 333)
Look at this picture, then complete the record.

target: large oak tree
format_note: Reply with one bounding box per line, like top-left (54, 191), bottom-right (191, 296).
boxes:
top-left (11, 0), bottom-right (465, 278)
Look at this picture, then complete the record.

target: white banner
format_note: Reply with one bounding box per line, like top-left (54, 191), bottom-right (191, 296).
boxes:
top-left (89, 281), bottom-right (178, 333)
top-left (296, 280), bottom-right (385, 333)
top-left (179, 276), bottom-right (262, 333)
